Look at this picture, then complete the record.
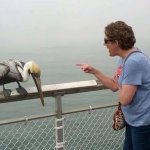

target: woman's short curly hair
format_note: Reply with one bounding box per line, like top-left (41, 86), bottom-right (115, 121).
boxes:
top-left (105, 21), bottom-right (136, 50)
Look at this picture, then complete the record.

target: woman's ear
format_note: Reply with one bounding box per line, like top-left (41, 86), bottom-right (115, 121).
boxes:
top-left (115, 40), bottom-right (119, 47)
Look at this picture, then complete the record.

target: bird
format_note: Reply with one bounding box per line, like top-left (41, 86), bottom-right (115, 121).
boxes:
top-left (0, 59), bottom-right (45, 106)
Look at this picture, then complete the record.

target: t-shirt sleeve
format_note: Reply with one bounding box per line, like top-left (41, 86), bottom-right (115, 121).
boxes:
top-left (122, 60), bottom-right (142, 85)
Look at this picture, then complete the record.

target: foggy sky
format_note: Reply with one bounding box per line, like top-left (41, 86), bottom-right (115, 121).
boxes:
top-left (0, 0), bottom-right (149, 51)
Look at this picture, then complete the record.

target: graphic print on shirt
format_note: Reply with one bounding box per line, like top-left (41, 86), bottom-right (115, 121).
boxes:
top-left (114, 65), bottom-right (123, 83)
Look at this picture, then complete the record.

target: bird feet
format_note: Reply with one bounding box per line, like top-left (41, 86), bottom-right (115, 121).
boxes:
top-left (3, 87), bottom-right (28, 97)
top-left (16, 87), bottom-right (28, 96)
top-left (3, 89), bottom-right (12, 97)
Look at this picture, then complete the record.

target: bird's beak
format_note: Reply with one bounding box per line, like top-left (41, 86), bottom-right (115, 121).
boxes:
top-left (31, 73), bottom-right (44, 106)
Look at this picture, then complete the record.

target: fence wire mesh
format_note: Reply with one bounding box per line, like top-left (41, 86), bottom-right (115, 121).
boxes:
top-left (0, 117), bottom-right (55, 150)
top-left (64, 107), bottom-right (124, 150)
top-left (0, 106), bottom-right (124, 150)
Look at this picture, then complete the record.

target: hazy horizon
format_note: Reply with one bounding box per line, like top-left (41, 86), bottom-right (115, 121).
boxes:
top-left (0, 0), bottom-right (149, 51)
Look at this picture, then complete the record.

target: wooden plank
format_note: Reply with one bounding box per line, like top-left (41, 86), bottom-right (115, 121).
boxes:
top-left (0, 80), bottom-right (107, 103)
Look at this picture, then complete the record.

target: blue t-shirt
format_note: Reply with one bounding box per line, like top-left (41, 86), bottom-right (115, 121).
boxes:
top-left (118, 50), bottom-right (150, 126)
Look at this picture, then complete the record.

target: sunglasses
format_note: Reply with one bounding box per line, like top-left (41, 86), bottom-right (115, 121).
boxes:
top-left (104, 38), bottom-right (113, 44)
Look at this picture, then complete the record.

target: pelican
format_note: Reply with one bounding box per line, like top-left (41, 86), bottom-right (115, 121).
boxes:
top-left (0, 59), bottom-right (44, 106)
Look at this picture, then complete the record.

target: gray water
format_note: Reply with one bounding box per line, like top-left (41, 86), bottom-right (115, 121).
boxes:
top-left (0, 0), bottom-right (150, 120)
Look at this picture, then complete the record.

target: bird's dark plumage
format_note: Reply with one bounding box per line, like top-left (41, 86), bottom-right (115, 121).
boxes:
top-left (0, 59), bottom-right (25, 84)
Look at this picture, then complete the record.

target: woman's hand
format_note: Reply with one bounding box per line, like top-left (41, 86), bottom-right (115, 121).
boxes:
top-left (76, 63), bottom-right (97, 74)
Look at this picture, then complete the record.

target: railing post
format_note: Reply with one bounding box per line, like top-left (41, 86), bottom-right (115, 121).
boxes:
top-left (54, 93), bottom-right (65, 150)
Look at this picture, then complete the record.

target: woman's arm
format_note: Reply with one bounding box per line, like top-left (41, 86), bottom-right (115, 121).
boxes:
top-left (119, 85), bottom-right (137, 105)
top-left (77, 63), bottom-right (119, 92)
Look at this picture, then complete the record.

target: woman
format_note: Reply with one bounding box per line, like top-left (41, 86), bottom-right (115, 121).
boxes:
top-left (77, 21), bottom-right (150, 150)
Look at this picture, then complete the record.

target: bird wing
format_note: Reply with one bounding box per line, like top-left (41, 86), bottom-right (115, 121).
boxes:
top-left (0, 63), bottom-right (10, 81)
top-left (6, 59), bottom-right (23, 81)
top-left (0, 59), bottom-right (24, 83)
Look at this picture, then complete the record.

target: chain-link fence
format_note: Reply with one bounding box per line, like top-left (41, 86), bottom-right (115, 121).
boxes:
top-left (0, 105), bottom-right (124, 150)
top-left (0, 117), bottom-right (55, 150)
top-left (64, 106), bottom-right (124, 150)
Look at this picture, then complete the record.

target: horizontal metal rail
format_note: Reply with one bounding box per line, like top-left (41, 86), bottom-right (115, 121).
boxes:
top-left (0, 103), bottom-right (117, 126)
top-left (0, 80), bottom-right (107, 103)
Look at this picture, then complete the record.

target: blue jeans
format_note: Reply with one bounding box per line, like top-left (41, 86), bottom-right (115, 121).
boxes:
top-left (123, 123), bottom-right (150, 150)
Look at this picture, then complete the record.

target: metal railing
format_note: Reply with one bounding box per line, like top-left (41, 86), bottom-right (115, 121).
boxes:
top-left (0, 80), bottom-right (124, 150)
